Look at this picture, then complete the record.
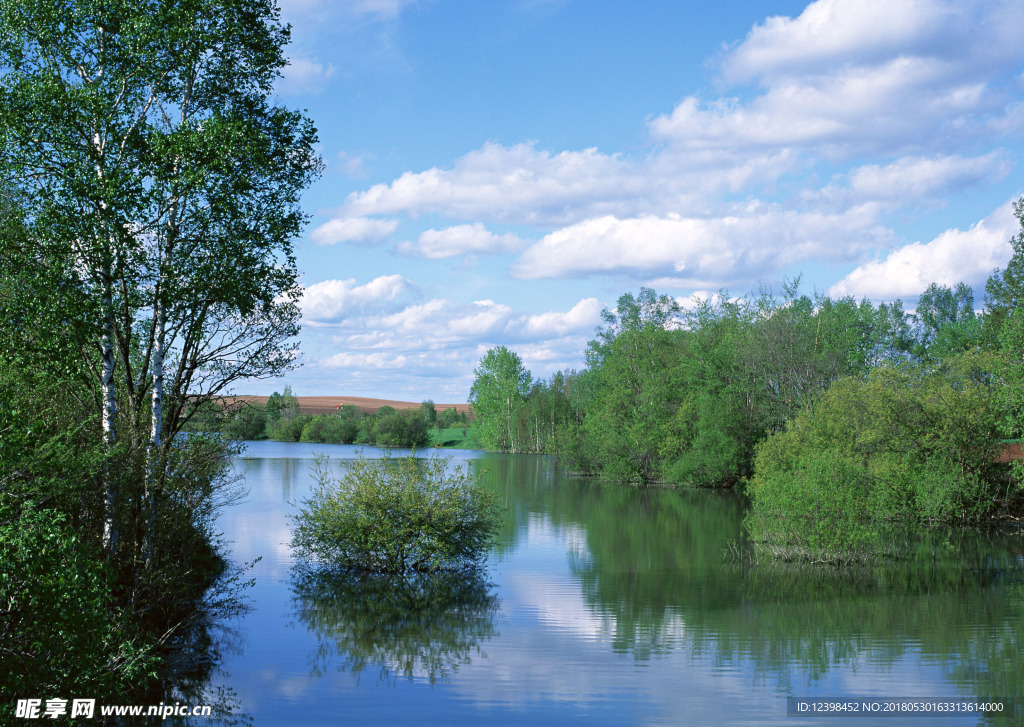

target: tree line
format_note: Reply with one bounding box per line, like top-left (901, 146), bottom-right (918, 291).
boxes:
top-left (470, 201), bottom-right (1024, 555)
top-left (205, 388), bottom-right (471, 448)
top-left (1, 0), bottom-right (319, 704)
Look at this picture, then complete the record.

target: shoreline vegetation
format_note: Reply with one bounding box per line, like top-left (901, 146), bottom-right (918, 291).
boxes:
top-left (0, 0), bottom-right (321, 712)
top-left (199, 389), bottom-right (479, 450)
top-left (464, 200), bottom-right (1024, 563)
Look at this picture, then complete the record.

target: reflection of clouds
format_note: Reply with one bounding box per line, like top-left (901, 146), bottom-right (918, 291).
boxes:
top-left (445, 510), bottom-right (974, 723)
top-left (216, 444), bottom-right (1000, 725)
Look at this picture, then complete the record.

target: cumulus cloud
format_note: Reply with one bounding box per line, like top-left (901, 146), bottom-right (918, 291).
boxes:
top-left (343, 142), bottom-right (653, 226)
top-left (649, 60), bottom-right (995, 156)
top-left (829, 201), bottom-right (1019, 299)
top-left (310, 217), bottom-right (399, 245)
top-left (301, 274), bottom-right (416, 323)
top-left (510, 207), bottom-right (890, 283)
top-left (802, 153), bottom-right (1013, 211)
top-left (326, 0), bottom-right (1024, 295)
top-left (315, 296), bottom-right (603, 378)
top-left (395, 223), bottom-right (526, 259)
top-left (651, 0), bottom-right (1024, 156)
top-left (721, 0), bottom-right (959, 83)
top-left (523, 298), bottom-right (603, 337)
top-left (319, 351), bottom-right (410, 369)
top-left (340, 140), bottom-right (810, 230)
top-left (846, 153), bottom-right (1011, 202)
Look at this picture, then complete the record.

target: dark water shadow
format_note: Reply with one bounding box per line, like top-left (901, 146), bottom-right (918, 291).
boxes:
top-left (290, 568), bottom-right (501, 686)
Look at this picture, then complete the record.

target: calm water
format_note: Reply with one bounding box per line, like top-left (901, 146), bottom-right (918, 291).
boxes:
top-left (195, 441), bottom-right (1024, 725)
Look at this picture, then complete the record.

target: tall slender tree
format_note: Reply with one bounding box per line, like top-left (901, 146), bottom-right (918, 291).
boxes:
top-left (0, 0), bottom-right (321, 557)
top-left (470, 346), bottom-right (533, 453)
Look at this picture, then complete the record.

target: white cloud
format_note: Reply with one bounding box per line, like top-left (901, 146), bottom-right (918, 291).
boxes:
top-left (829, 201), bottom-right (1019, 299)
top-left (802, 153), bottom-right (1013, 212)
top-left (395, 223), bottom-right (525, 259)
top-left (310, 217), bottom-right (399, 245)
top-left (652, 0), bottom-right (1024, 156)
top-left (341, 139), bottom-right (807, 229)
top-left (649, 60), bottom-right (995, 156)
top-left (309, 296), bottom-right (602, 391)
top-left (277, 56), bottom-right (336, 96)
top-left (721, 0), bottom-right (957, 83)
top-left (325, 297), bottom-right (601, 358)
top-left (319, 351), bottom-right (409, 369)
top-left (846, 153), bottom-right (1010, 202)
top-left (523, 298), bottom-right (603, 337)
top-left (301, 274), bottom-right (416, 322)
top-left (511, 207), bottom-right (890, 282)
top-left (328, 0), bottom-right (1024, 294)
top-left (343, 141), bottom-right (653, 226)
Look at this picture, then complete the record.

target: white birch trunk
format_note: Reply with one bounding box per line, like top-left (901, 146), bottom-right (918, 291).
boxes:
top-left (145, 291), bottom-right (164, 565)
top-left (101, 265), bottom-right (119, 555)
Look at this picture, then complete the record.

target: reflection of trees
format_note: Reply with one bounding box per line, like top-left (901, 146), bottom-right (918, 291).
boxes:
top-left (477, 453), bottom-right (748, 657)
top-left (291, 569), bottom-right (500, 685)
top-left (705, 561), bottom-right (1024, 724)
top-left (478, 451), bottom-right (1024, 722)
top-left (137, 587), bottom-right (254, 727)
top-left (470, 452), bottom-right (559, 556)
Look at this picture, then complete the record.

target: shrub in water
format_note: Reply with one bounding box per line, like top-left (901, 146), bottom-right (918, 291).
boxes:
top-left (291, 452), bottom-right (502, 574)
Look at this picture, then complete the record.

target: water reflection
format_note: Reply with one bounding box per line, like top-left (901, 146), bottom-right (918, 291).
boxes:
top-left (290, 568), bottom-right (500, 686)
top-left (474, 451), bottom-right (1024, 722)
top-left (203, 444), bottom-right (1024, 725)
top-left (143, 585), bottom-right (254, 727)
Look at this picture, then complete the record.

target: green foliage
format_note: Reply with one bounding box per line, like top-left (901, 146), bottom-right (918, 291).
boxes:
top-left (0, 502), bottom-right (157, 699)
top-left (222, 402), bottom-right (269, 440)
top-left (0, 0), bottom-right (320, 705)
top-left (469, 346), bottom-right (533, 452)
top-left (291, 569), bottom-right (499, 684)
top-left (991, 205), bottom-right (1024, 457)
top-left (744, 450), bottom-right (887, 561)
top-left (985, 198), bottom-right (1024, 344)
top-left (420, 400), bottom-right (437, 426)
top-left (580, 290), bottom-right (685, 483)
top-left (0, 0), bottom-right (321, 444)
top-left (291, 452), bottom-right (502, 574)
top-left (369, 407), bottom-right (430, 448)
top-left (251, 394), bottom-right (434, 447)
top-left (745, 352), bottom-right (1014, 561)
top-left (912, 282), bottom-right (981, 360)
top-left (438, 406), bottom-right (469, 429)
top-left (429, 426), bottom-right (481, 449)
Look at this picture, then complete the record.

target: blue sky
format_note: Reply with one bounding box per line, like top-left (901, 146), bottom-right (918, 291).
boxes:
top-left (258, 0), bottom-right (1024, 402)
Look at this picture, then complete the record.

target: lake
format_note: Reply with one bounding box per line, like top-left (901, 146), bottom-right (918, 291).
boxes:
top-left (193, 441), bottom-right (1023, 725)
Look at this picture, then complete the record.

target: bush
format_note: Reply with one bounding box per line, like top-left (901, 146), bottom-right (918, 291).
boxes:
top-left (744, 352), bottom-right (1012, 561)
top-left (0, 502), bottom-right (157, 698)
top-left (744, 450), bottom-right (884, 562)
top-left (291, 452), bottom-right (502, 574)
top-left (222, 402), bottom-right (268, 440)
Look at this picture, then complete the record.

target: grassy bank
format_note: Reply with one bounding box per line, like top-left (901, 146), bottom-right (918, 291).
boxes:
top-left (429, 426), bottom-right (483, 449)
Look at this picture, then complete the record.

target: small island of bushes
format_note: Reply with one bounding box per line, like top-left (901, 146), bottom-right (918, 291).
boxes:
top-left (290, 452), bottom-right (502, 575)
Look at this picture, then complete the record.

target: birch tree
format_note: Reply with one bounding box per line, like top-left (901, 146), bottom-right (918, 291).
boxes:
top-left (470, 346), bottom-right (532, 453)
top-left (0, 0), bottom-right (321, 557)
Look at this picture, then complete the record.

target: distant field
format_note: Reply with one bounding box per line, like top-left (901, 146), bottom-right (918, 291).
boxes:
top-left (223, 395), bottom-right (472, 417)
